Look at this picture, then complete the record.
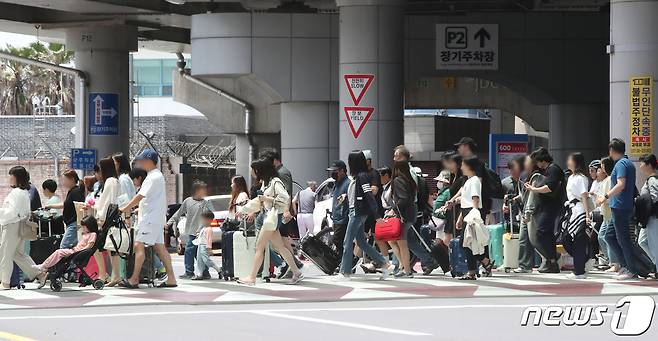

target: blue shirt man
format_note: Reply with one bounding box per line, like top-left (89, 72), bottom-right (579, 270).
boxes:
top-left (609, 156), bottom-right (636, 210)
top-left (329, 161), bottom-right (350, 225)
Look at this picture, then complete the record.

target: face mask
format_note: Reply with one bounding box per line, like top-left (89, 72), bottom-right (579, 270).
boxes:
top-left (331, 171), bottom-right (338, 180)
top-left (436, 182), bottom-right (445, 190)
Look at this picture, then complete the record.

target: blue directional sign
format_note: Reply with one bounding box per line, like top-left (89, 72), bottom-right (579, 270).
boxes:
top-left (71, 148), bottom-right (97, 171)
top-left (88, 92), bottom-right (119, 136)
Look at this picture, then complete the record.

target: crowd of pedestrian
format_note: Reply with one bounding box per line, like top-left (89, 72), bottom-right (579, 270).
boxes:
top-left (0, 135), bottom-right (656, 291)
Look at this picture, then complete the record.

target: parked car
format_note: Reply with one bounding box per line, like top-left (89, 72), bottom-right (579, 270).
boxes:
top-left (172, 194), bottom-right (232, 255)
top-left (312, 177), bottom-right (335, 234)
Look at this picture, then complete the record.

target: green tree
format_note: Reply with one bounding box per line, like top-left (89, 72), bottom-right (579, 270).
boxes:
top-left (0, 42), bottom-right (75, 115)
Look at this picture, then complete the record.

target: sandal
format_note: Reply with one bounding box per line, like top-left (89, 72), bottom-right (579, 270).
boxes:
top-left (459, 273), bottom-right (477, 280)
top-left (107, 279), bottom-right (121, 287)
top-left (119, 279), bottom-right (140, 289)
top-left (236, 279), bottom-right (255, 286)
top-left (156, 282), bottom-right (178, 288)
top-left (481, 259), bottom-right (495, 277)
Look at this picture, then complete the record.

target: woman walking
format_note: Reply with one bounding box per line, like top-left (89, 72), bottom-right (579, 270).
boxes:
top-left (44, 170), bottom-right (86, 249)
top-left (236, 158), bottom-right (303, 286)
top-left (637, 154), bottom-right (658, 263)
top-left (0, 166), bottom-right (45, 289)
top-left (386, 161), bottom-right (418, 278)
top-left (335, 151), bottom-right (394, 281)
top-left (112, 153), bottom-right (136, 208)
top-left (228, 175), bottom-right (250, 221)
top-left (515, 155), bottom-right (545, 273)
top-left (561, 152), bottom-right (593, 279)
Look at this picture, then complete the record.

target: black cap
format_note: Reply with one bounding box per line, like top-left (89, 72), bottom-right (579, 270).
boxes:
top-left (326, 160), bottom-right (347, 172)
top-left (454, 137), bottom-right (478, 152)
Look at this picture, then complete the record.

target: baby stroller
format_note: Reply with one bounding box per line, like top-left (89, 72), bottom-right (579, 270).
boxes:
top-left (46, 231), bottom-right (106, 292)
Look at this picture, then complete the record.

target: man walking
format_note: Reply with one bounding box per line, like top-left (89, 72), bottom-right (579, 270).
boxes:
top-left (327, 161), bottom-right (350, 259)
top-left (120, 149), bottom-right (177, 288)
top-left (597, 138), bottom-right (638, 280)
top-left (293, 181), bottom-right (317, 238)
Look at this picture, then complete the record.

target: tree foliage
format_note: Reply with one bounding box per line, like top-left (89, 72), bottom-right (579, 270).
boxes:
top-left (0, 42), bottom-right (75, 115)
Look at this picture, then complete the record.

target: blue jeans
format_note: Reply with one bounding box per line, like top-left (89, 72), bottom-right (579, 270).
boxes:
top-left (605, 208), bottom-right (637, 274)
top-left (598, 219), bottom-right (618, 263)
top-left (196, 244), bottom-right (220, 275)
top-left (184, 235), bottom-right (198, 275)
top-left (339, 210), bottom-right (386, 275)
top-left (60, 222), bottom-right (78, 249)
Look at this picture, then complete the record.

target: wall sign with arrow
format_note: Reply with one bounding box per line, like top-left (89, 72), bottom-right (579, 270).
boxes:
top-left (88, 92), bottom-right (120, 136)
top-left (435, 24), bottom-right (498, 70)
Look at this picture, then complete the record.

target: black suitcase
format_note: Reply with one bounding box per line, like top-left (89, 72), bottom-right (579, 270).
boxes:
top-left (221, 231), bottom-right (235, 280)
top-left (125, 245), bottom-right (156, 286)
top-left (30, 235), bottom-right (63, 265)
top-left (414, 224), bottom-right (450, 273)
top-left (300, 228), bottom-right (339, 275)
top-left (633, 243), bottom-right (655, 278)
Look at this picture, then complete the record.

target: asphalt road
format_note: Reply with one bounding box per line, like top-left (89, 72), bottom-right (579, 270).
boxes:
top-left (0, 295), bottom-right (656, 341)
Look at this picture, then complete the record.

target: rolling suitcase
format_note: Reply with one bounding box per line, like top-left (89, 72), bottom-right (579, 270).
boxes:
top-left (29, 212), bottom-right (63, 265)
top-left (233, 230), bottom-right (270, 281)
top-left (411, 223), bottom-right (450, 274)
top-left (221, 230), bottom-right (235, 280)
top-left (449, 237), bottom-right (468, 277)
top-left (501, 201), bottom-right (520, 272)
top-left (486, 224), bottom-right (504, 267)
top-left (125, 245), bottom-right (156, 286)
top-left (300, 227), bottom-right (339, 275)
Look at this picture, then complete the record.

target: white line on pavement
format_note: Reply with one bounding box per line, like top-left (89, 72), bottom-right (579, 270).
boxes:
top-left (0, 302), bottom-right (620, 320)
top-left (252, 311), bottom-right (431, 336)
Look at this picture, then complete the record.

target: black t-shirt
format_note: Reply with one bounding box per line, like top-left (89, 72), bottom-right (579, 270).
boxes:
top-left (538, 163), bottom-right (566, 212)
top-left (367, 168), bottom-right (383, 213)
top-left (63, 185), bottom-right (85, 225)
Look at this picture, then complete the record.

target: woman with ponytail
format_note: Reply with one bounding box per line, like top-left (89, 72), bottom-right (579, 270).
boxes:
top-left (44, 170), bottom-right (86, 249)
top-left (638, 154), bottom-right (658, 264)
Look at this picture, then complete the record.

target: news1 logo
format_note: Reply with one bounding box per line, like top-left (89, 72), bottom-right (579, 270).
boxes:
top-left (521, 296), bottom-right (655, 336)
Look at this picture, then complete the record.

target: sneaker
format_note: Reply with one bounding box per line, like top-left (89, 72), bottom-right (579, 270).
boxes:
top-left (614, 271), bottom-right (637, 280)
top-left (277, 264), bottom-right (290, 279)
top-left (332, 273), bottom-right (351, 281)
top-left (178, 273), bottom-right (194, 279)
top-left (606, 265), bottom-right (621, 273)
top-left (585, 259), bottom-right (596, 272)
top-left (566, 273), bottom-right (587, 280)
top-left (538, 261), bottom-right (560, 274)
top-left (190, 275), bottom-right (206, 281)
top-left (513, 267), bottom-right (532, 274)
top-left (290, 272), bottom-right (304, 285)
top-left (394, 271), bottom-right (414, 279)
top-left (379, 263), bottom-right (395, 280)
top-left (360, 263), bottom-right (377, 274)
top-left (422, 263), bottom-right (438, 276)
top-left (156, 269), bottom-right (168, 280)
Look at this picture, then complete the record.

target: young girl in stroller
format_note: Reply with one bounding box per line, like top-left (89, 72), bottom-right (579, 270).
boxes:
top-left (32, 216), bottom-right (98, 288)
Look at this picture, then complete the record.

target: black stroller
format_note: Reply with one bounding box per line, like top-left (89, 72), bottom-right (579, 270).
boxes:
top-left (46, 230), bottom-right (106, 292)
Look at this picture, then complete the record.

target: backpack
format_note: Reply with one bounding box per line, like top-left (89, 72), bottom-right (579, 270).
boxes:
top-left (484, 167), bottom-right (504, 200)
top-left (634, 175), bottom-right (658, 227)
top-left (416, 176), bottom-right (431, 221)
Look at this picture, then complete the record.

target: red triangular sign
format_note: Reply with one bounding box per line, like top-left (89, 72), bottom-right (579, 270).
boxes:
top-left (344, 74), bottom-right (374, 106)
top-left (344, 106), bottom-right (374, 139)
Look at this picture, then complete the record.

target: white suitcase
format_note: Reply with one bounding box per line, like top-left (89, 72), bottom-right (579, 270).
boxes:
top-left (233, 230), bottom-right (270, 281)
top-left (501, 197), bottom-right (520, 272)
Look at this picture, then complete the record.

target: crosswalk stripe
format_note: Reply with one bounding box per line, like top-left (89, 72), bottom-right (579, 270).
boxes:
top-left (305, 278), bottom-right (393, 289)
top-left (218, 281), bottom-right (317, 291)
top-left (474, 285), bottom-right (551, 296)
top-left (68, 287), bottom-right (147, 296)
top-left (476, 277), bottom-right (559, 286)
top-left (390, 277), bottom-right (477, 287)
top-left (214, 291), bottom-right (292, 302)
top-left (340, 288), bottom-right (424, 300)
top-left (167, 284), bottom-right (226, 293)
top-left (0, 290), bottom-right (58, 300)
top-left (601, 283), bottom-right (658, 295)
top-left (0, 303), bottom-right (27, 310)
top-left (83, 295), bottom-right (166, 306)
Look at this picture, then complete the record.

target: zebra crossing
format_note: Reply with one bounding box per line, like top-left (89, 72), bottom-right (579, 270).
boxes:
top-left (1, 267), bottom-right (657, 310)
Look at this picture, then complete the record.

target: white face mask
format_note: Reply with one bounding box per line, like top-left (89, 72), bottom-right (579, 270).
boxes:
top-left (436, 182), bottom-right (445, 190)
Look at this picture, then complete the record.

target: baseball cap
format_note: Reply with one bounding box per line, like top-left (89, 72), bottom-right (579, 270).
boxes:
top-left (454, 137), bottom-right (477, 149)
top-left (362, 149), bottom-right (372, 160)
top-left (433, 170), bottom-right (451, 183)
top-left (135, 148), bottom-right (159, 164)
top-left (326, 160), bottom-right (347, 172)
top-left (589, 160), bottom-right (601, 169)
top-left (412, 166), bottom-right (428, 178)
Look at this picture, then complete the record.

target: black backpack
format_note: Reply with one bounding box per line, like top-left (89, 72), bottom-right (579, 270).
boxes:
top-left (483, 167), bottom-right (504, 199)
top-left (634, 175), bottom-right (658, 227)
top-left (416, 176), bottom-right (431, 221)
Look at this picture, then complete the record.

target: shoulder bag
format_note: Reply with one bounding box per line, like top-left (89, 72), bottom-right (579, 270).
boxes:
top-left (375, 186), bottom-right (403, 241)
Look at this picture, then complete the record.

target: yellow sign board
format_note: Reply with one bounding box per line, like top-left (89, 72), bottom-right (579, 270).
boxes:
top-left (630, 76), bottom-right (653, 157)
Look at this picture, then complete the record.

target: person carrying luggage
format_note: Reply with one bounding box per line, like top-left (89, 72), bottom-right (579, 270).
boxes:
top-left (44, 170), bottom-right (86, 249)
top-left (386, 161), bottom-right (418, 278)
top-left (637, 154), bottom-right (658, 264)
top-left (433, 170), bottom-right (452, 228)
top-left (440, 152), bottom-right (466, 246)
top-left (191, 210), bottom-right (222, 280)
top-left (334, 151), bottom-right (395, 281)
top-left (560, 153), bottom-right (594, 279)
top-left (167, 180), bottom-right (214, 279)
top-left (293, 181), bottom-right (317, 238)
top-left (454, 157), bottom-right (491, 280)
top-left (0, 166), bottom-right (46, 289)
top-left (236, 158), bottom-right (303, 286)
top-left (327, 160), bottom-right (350, 259)
top-left (32, 216), bottom-right (97, 283)
top-left (593, 157), bottom-right (617, 272)
top-left (514, 156), bottom-right (544, 273)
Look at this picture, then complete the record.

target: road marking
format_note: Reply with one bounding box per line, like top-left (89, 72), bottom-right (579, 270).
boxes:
top-left (340, 288), bottom-right (424, 300)
top-left (83, 295), bottom-right (166, 306)
top-left (473, 285), bottom-right (550, 297)
top-left (390, 278), bottom-right (477, 287)
top-left (476, 277), bottom-right (558, 286)
top-left (167, 284), bottom-right (225, 293)
top-left (219, 281), bottom-right (317, 291)
top-left (304, 278), bottom-right (393, 289)
top-left (0, 331), bottom-right (37, 341)
top-left (0, 302), bottom-right (619, 320)
top-left (214, 291), bottom-right (292, 302)
top-left (253, 311), bottom-right (431, 336)
top-left (601, 283), bottom-right (658, 295)
top-left (0, 290), bottom-right (57, 300)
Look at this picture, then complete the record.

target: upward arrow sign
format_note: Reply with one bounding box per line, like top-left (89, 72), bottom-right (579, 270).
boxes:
top-left (474, 28), bottom-right (491, 48)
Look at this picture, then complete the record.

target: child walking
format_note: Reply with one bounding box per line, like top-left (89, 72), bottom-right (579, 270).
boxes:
top-left (192, 209), bottom-right (222, 280)
top-left (33, 216), bottom-right (98, 281)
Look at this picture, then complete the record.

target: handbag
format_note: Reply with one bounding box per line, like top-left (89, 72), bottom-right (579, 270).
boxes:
top-left (375, 193), bottom-right (404, 241)
top-left (19, 218), bottom-right (38, 241)
top-left (104, 224), bottom-right (132, 254)
top-left (262, 208), bottom-right (278, 231)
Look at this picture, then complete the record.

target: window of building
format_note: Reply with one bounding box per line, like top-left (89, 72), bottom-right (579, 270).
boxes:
top-left (133, 59), bottom-right (190, 97)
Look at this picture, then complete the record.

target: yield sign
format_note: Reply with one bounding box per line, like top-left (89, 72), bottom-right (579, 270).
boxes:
top-left (344, 74), bottom-right (374, 106)
top-left (344, 106), bottom-right (374, 139)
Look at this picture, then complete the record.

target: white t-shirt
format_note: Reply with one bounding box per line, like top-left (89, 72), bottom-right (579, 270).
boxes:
top-left (567, 173), bottom-right (589, 222)
top-left (589, 179), bottom-right (601, 195)
top-left (461, 176), bottom-right (482, 209)
top-left (137, 168), bottom-right (167, 232)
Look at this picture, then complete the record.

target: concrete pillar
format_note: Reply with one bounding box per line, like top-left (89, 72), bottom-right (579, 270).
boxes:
top-left (337, 0), bottom-right (404, 168)
top-left (66, 25), bottom-right (137, 159)
top-left (281, 102), bottom-right (338, 187)
top-left (610, 0), bottom-right (658, 158)
top-left (549, 104), bottom-right (608, 168)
